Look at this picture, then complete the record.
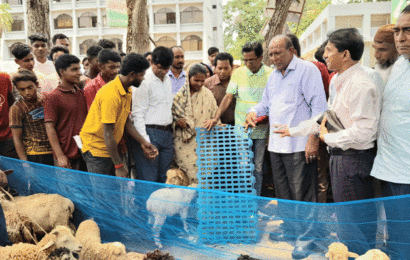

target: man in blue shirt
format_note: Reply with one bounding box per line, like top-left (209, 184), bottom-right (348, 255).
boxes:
top-left (247, 35), bottom-right (327, 203)
top-left (168, 46), bottom-right (186, 95)
top-left (246, 35), bottom-right (327, 259)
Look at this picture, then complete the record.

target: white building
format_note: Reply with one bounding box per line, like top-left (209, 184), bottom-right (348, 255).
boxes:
top-left (299, 1), bottom-right (391, 67)
top-left (0, 0), bottom-right (224, 66)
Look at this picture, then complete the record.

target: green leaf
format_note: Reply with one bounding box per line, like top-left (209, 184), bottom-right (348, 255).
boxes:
top-left (223, 0), bottom-right (267, 60)
top-left (0, 3), bottom-right (14, 32)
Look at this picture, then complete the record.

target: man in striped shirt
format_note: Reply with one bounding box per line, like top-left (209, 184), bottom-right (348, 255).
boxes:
top-left (205, 42), bottom-right (273, 196)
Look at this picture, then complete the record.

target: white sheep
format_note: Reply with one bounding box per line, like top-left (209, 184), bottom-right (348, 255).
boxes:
top-left (146, 184), bottom-right (197, 248)
top-left (355, 249), bottom-right (390, 260)
top-left (3, 205), bottom-right (47, 244)
top-left (0, 225), bottom-right (82, 260)
top-left (75, 219), bottom-right (128, 260)
top-left (325, 242), bottom-right (359, 260)
top-left (2, 193), bottom-right (75, 238)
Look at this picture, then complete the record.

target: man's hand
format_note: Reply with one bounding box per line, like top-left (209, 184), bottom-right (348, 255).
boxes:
top-left (141, 142), bottom-right (159, 161)
top-left (204, 118), bottom-right (218, 131)
top-left (115, 166), bottom-right (129, 178)
top-left (319, 116), bottom-right (329, 142)
top-left (57, 155), bottom-right (71, 169)
top-left (244, 112), bottom-right (257, 130)
top-left (305, 135), bottom-right (319, 164)
top-left (273, 124), bottom-right (290, 138)
top-left (177, 119), bottom-right (187, 129)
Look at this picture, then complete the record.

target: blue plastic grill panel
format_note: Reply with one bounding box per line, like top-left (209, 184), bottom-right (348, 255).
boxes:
top-left (196, 126), bottom-right (257, 244)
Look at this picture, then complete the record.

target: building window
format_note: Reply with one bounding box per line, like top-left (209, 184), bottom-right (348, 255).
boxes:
top-left (111, 38), bottom-right (123, 52)
top-left (181, 6), bottom-right (203, 24)
top-left (79, 39), bottom-right (98, 55)
top-left (53, 0), bottom-right (71, 3)
top-left (5, 0), bottom-right (22, 5)
top-left (335, 15), bottom-right (363, 29)
top-left (11, 16), bottom-right (24, 31)
top-left (213, 27), bottom-right (217, 31)
top-left (212, 5), bottom-right (217, 9)
top-left (154, 8), bottom-right (176, 25)
top-left (102, 15), bottom-right (107, 27)
top-left (54, 14), bottom-right (73, 29)
top-left (181, 35), bottom-right (202, 51)
top-left (371, 14), bottom-right (390, 28)
top-left (156, 36), bottom-right (177, 48)
top-left (78, 12), bottom-right (98, 28)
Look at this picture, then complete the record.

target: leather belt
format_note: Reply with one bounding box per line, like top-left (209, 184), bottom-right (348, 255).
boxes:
top-left (146, 124), bottom-right (172, 132)
top-left (328, 147), bottom-right (376, 156)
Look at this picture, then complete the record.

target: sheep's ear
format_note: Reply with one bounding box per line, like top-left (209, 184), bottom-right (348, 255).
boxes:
top-left (3, 170), bottom-right (13, 175)
top-left (40, 240), bottom-right (55, 251)
top-left (348, 252), bottom-right (360, 258)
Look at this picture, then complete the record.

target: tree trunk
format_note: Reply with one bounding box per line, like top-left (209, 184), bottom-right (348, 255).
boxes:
top-left (126, 0), bottom-right (149, 54)
top-left (262, 0), bottom-right (293, 66)
top-left (26, 0), bottom-right (51, 46)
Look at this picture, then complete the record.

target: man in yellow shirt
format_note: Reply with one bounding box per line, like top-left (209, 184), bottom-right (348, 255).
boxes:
top-left (80, 53), bottom-right (157, 178)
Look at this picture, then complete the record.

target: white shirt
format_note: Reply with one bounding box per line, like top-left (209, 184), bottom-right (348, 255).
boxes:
top-left (289, 63), bottom-right (381, 151)
top-left (374, 63), bottom-right (393, 91)
top-left (249, 56), bottom-right (327, 153)
top-left (131, 67), bottom-right (173, 143)
top-left (371, 56), bottom-right (410, 183)
top-left (34, 59), bottom-right (57, 77)
top-left (361, 65), bottom-right (385, 95)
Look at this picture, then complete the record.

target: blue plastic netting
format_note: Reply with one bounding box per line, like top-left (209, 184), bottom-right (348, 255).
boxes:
top-left (0, 127), bottom-right (409, 259)
top-left (196, 126), bottom-right (257, 245)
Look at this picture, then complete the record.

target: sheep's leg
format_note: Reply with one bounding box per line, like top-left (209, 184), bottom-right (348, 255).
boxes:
top-left (180, 207), bottom-right (189, 233)
top-left (153, 214), bottom-right (166, 249)
top-left (148, 214), bottom-right (154, 225)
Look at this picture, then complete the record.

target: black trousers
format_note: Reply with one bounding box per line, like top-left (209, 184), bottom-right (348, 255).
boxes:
top-left (329, 152), bottom-right (377, 255)
top-left (270, 151), bottom-right (318, 202)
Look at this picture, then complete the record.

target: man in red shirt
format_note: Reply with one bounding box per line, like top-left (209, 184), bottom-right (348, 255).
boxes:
top-left (84, 49), bottom-right (121, 109)
top-left (83, 45), bottom-right (103, 81)
top-left (44, 54), bottom-right (88, 170)
top-left (0, 72), bottom-right (17, 158)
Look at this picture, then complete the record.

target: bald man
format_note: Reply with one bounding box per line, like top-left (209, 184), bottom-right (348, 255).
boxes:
top-left (372, 24), bottom-right (398, 86)
top-left (245, 35), bottom-right (327, 259)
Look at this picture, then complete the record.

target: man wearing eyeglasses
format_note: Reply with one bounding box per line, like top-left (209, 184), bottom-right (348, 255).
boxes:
top-left (130, 46), bottom-right (174, 183)
top-left (370, 5), bottom-right (410, 258)
top-left (205, 42), bottom-right (273, 196)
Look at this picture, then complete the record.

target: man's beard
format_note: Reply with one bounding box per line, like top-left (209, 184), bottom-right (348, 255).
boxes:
top-left (378, 57), bottom-right (397, 69)
top-left (132, 80), bottom-right (141, 88)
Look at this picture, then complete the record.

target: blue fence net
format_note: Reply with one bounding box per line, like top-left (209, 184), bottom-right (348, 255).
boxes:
top-left (0, 129), bottom-right (409, 259)
top-left (196, 126), bottom-right (257, 245)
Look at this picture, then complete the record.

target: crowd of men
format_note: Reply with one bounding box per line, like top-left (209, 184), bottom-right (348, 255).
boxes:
top-left (0, 4), bottom-right (409, 259)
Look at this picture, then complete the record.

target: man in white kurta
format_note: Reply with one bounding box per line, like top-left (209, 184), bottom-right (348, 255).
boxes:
top-left (370, 6), bottom-right (410, 259)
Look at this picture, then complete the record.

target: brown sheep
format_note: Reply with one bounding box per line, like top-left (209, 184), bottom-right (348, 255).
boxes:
top-left (76, 219), bottom-right (128, 260)
top-left (325, 242), bottom-right (360, 260)
top-left (165, 168), bottom-right (190, 187)
top-left (356, 249), bottom-right (390, 260)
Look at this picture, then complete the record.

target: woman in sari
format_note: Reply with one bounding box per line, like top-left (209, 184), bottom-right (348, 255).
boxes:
top-left (172, 64), bottom-right (220, 184)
